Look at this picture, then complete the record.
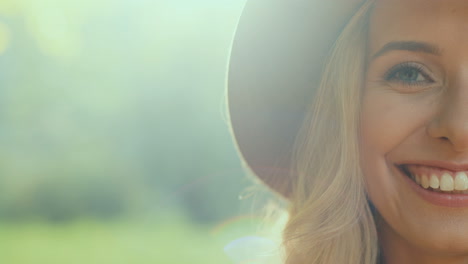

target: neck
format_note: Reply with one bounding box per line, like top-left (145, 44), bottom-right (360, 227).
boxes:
top-left (377, 216), bottom-right (468, 264)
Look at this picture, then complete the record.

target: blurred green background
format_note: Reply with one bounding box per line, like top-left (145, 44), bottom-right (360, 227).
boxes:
top-left (0, 0), bottom-right (277, 263)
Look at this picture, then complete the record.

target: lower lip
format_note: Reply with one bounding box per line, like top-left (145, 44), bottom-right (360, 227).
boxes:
top-left (401, 168), bottom-right (468, 208)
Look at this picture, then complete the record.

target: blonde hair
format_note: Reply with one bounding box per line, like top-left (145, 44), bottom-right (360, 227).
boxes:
top-left (283, 1), bottom-right (380, 263)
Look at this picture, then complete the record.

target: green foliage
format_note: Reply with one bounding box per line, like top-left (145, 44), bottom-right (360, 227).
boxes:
top-left (0, 0), bottom-right (249, 224)
top-left (0, 218), bottom-right (233, 264)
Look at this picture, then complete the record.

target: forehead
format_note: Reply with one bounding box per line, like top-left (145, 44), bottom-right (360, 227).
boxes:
top-left (369, 0), bottom-right (468, 54)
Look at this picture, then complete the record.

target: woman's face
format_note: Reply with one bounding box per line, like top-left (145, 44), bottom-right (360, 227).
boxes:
top-left (361, 0), bottom-right (468, 260)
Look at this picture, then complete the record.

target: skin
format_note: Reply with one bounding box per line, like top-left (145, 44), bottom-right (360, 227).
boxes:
top-left (360, 0), bottom-right (468, 263)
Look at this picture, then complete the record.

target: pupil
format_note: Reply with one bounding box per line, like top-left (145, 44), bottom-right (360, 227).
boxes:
top-left (399, 69), bottom-right (418, 81)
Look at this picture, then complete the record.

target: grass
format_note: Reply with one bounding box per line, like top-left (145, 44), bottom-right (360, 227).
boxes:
top-left (0, 216), bottom-right (238, 264)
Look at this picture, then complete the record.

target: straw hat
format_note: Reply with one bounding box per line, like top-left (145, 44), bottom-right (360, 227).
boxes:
top-left (228, 0), bottom-right (365, 199)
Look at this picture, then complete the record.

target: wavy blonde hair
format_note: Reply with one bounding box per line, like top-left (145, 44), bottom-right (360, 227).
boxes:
top-left (283, 1), bottom-right (380, 263)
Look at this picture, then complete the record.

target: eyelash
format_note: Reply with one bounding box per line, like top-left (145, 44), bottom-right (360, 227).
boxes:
top-left (383, 62), bottom-right (435, 86)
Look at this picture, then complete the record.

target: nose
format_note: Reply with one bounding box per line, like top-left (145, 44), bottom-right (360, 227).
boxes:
top-left (427, 90), bottom-right (468, 152)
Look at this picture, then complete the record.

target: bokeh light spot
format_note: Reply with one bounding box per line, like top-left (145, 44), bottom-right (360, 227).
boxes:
top-left (0, 22), bottom-right (11, 54)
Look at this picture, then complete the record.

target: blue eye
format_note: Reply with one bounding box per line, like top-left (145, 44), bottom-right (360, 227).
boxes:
top-left (384, 62), bottom-right (434, 85)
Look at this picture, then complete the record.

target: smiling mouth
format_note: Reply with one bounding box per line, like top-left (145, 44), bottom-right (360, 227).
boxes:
top-left (398, 164), bottom-right (468, 194)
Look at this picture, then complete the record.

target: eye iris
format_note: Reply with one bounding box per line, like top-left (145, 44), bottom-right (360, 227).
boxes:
top-left (396, 68), bottom-right (419, 82)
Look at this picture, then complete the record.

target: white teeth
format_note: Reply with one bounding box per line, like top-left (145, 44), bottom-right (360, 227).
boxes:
top-left (421, 174), bottom-right (430, 189)
top-left (430, 174), bottom-right (439, 189)
top-left (411, 171), bottom-right (468, 193)
top-left (454, 172), bottom-right (468, 191)
top-left (440, 173), bottom-right (454, 191)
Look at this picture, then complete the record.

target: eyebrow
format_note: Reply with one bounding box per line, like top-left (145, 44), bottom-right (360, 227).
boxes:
top-left (371, 41), bottom-right (442, 59)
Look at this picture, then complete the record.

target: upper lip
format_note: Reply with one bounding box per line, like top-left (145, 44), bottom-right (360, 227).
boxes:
top-left (397, 160), bottom-right (468, 172)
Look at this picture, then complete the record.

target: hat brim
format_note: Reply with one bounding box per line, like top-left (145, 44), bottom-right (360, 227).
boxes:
top-left (228, 0), bottom-right (364, 198)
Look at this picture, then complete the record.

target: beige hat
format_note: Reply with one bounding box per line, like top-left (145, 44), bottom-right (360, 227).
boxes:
top-left (228, 0), bottom-right (364, 199)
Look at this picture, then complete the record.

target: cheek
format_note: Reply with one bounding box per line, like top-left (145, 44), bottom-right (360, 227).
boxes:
top-left (360, 92), bottom-right (403, 208)
top-left (359, 91), bottom-right (432, 198)
top-left (362, 98), bottom-right (405, 153)
top-left (360, 91), bottom-right (431, 158)
top-left (359, 90), bottom-right (468, 252)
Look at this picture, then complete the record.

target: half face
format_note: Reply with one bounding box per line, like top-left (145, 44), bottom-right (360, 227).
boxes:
top-left (361, 0), bottom-right (468, 260)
